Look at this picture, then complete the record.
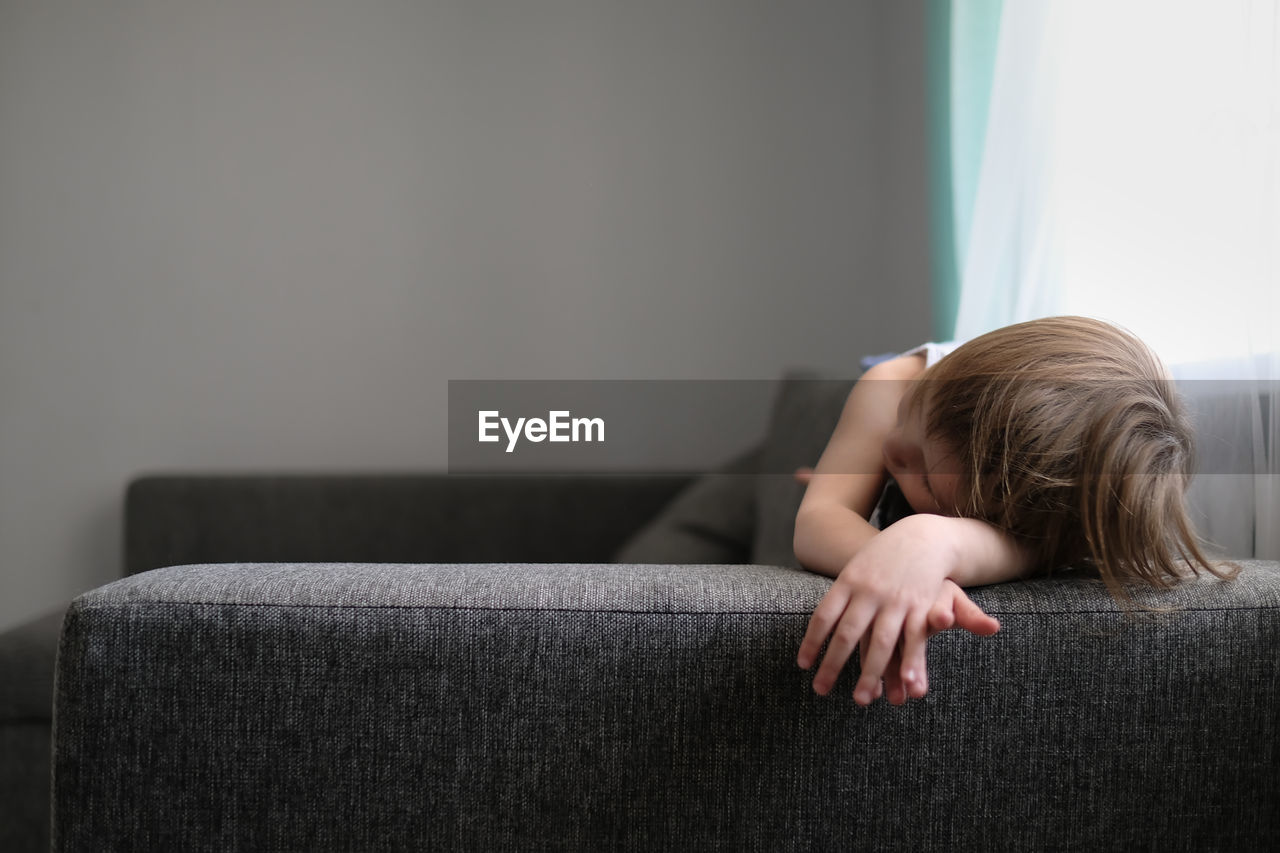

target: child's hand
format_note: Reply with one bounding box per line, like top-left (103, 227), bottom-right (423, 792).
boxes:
top-left (795, 514), bottom-right (1000, 705)
top-left (875, 580), bottom-right (1000, 704)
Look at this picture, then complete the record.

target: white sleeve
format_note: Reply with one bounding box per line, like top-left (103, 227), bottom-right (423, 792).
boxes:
top-left (898, 340), bottom-right (960, 368)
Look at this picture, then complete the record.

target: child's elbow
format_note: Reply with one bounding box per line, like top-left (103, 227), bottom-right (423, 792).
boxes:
top-left (792, 506), bottom-right (821, 568)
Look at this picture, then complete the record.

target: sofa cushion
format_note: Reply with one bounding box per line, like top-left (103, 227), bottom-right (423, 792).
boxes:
top-left (613, 444), bottom-right (761, 564)
top-left (752, 373), bottom-right (856, 567)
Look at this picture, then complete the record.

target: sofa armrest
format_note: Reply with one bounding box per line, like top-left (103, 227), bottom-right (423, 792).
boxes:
top-left (124, 474), bottom-right (692, 575)
top-left (54, 561), bottom-right (1280, 850)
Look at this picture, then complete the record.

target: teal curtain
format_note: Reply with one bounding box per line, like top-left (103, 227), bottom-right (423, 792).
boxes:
top-left (926, 0), bottom-right (1004, 341)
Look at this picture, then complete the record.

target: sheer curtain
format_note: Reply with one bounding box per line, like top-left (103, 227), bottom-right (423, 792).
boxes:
top-left (951, 0), bottom-right (1280, 558)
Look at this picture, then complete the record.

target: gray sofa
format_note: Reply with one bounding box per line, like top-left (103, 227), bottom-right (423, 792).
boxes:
top-left (3, 473), bottom-right (688, 853)
top-left (52, 554), bottom-right (1280, 851)
top-left (4, 376), bottom-right (1279, 850)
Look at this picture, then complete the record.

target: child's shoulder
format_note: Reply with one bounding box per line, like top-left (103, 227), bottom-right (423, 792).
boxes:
top-left (859, 352), bottom-right (928, 382)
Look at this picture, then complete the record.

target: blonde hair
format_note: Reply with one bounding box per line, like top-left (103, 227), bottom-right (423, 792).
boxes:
top-left (910, 316), bottom-right (1237, 600)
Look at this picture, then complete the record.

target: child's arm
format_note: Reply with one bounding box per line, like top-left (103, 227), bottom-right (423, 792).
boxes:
top-left (791, 356), bottom-right (1032, 704)
top-left (797, 513), bottom-right (1030, 703)
top-left (792, 357), bottom-right (918, 576)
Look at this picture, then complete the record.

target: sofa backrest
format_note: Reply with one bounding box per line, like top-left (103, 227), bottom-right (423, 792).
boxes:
top-left (124, 474), bottom-right (692, 575)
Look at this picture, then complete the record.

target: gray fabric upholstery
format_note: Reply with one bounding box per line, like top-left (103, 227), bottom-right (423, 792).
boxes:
top-left (613, 445), bottom-right (761, 564)
top-left (753, 374), bottom-right (856, 567)
top-left (55, 561), bottom-right (1280, 851)
top-left (3, 474), bottom-right (691, 853)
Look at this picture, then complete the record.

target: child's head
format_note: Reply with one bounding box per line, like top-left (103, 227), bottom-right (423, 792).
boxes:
top-left (907, 316), bottom-right (1226, 595)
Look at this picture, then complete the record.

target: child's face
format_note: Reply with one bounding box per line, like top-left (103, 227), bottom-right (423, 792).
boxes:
top-left (882, 391), bottom-right (962, 516)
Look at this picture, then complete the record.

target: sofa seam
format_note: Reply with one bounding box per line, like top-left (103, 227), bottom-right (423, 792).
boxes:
top-left (72, 601), bottom-right (819, 617)
top-left (66, 601), bottom-right (1280, 617)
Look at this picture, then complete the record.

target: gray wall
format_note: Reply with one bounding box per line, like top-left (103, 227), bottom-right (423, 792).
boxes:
top-left (0, 0), bottom-right (930, 631)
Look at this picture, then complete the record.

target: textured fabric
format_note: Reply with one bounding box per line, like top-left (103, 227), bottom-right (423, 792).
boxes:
top-left (0, 474), bottom-right (693, 853)
top-left (54, 561), bottom-right (1280, 851)
top-left (613, 445), bottom-right (761, 564)
top-left (124, 474), bottom-right (691, 575)
top-left (753, 373), bottom-right (855, 566)
top-left (70, 562), bottom-right (824, 614)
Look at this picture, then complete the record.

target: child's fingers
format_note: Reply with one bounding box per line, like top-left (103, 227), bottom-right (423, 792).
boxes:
top-left (858, 634), bottom-right (869, 686)
top-left (797, 585), bottom-right (853, 670)
top-left (899, 611), bottom-right (930, 699)
top-left (854, 608), bottom-right (906, 706)
top-left (858, 635), bottom-right (886, 701)
top-left (951, 588), bottom-right (1000, 636)
top-left (809, 599), bottom-right (876, 697)
top-left (883, 645), bottom-right (908, 705)
top-left (884, 671), bottom-right (906, 705)
top-left (927, 599), bottom-right (955, 635)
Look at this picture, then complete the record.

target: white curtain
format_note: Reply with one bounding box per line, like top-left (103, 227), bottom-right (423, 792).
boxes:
top-left (954, 0), bottom-right (1280, 558)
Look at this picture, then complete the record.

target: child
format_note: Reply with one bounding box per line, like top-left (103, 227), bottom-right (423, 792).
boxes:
top-left (793, 316), bottom-right (1237, 706)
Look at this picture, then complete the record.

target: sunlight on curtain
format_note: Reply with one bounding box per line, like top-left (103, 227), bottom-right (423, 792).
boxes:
top-left (951, 0), bottom-right (1061, 341)
top-left (953, 0), bottom-right (1280, 558)
top-left (1053, 1), bottom-right (1279, 367)
top-left (947, 0), bottom-right (1003, 327)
